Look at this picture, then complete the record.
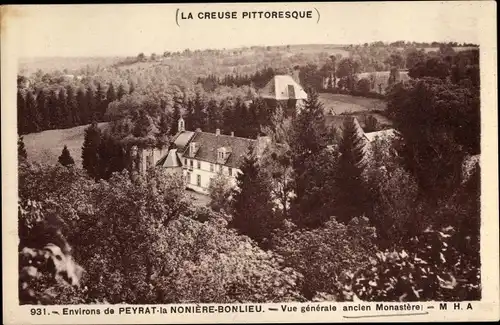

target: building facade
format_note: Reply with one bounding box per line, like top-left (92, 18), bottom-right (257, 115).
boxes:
top-left (156, 118), bottom-right (271, 195)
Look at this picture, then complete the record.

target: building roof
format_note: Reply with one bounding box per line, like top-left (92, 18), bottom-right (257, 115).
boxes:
top-left (363, 129), bottom-right (396, 142)
top-left (170, 130), bottom-right (261, 169)
top-left (173, 131), bottom-right (195, 152)
top-left (259, 75), bottom-right (308, 101)
top-left (156, 149), bottom-right (182, 168)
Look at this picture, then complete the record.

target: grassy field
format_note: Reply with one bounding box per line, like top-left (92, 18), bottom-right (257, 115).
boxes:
top-left (318, 93), bottom-right (387, 114)
top-left (23, 123), bottom-right (108, 167)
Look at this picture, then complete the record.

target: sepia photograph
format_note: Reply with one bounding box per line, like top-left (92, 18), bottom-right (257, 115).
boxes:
top-left (2, 2), bottom-right (498, 323)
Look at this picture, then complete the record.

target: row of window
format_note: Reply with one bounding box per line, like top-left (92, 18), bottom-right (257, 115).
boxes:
top-left (184, 158), bottom-right (233, 176)
top-left (185, 172), bottom-right (202, 187)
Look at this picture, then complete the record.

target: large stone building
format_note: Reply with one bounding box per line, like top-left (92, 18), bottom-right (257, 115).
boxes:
top-left (155, 118), bottom-right (271, 194)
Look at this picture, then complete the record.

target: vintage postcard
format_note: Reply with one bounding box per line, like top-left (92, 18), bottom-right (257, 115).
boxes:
top-left (2, 2), bottom-right (499, 324)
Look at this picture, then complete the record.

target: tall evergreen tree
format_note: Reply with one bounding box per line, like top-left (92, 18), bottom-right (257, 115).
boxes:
top-left (106, 83), bottom-right (117, 106)
top-left (86, 86), bottom-right (97, 122)
top-left (36, 89), bottom-right (49, 130)
top-left (47, 89), bottom-right (60, 129)
top-left (290, 89), bottom-right (329, 197)
top-left (17, 90), bottom-right (26, 134)
top-left (192, 91), bottom-right (207, 131)
top-left (206, 98), bottom-right (223, 132)
top-left (230, 146), bottom-right (277, 246)
top-left (57, 87), bottom-right (69, 128)
top-left (58, 145), bottom-right (75, 167)
top-left (96, 83), bottom-right (107, 121)
top-left (98, 134), bottom-right (127, 180)
top-left (66, 85), bottom-right (81, 127)
top-left (117, 84), bottom-right (126, 100)
top-left (81, 122), bottom-right (102, 180)
top-left (25, 90), bottom-right (40, 133)
top-left (184, 98), bottom-right (195, 131)
top-left (18, 136), bottom-right (28, 162)
top-left (170, 96), bottom-right (182, 135)
top-left (77, 87), bottom-right (88, 125)
top-left (222, 101), bottom-right (234, 135)
top-left (336, 116), bottom-right (369, 222)
top-left (158, 113), bottom-right (170, 136)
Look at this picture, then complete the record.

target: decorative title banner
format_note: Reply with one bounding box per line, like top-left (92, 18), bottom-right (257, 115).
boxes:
top-left (175, 9), bottom-right (319, 26)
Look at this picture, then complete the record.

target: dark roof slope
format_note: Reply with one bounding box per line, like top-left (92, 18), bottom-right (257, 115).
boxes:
top-left (175, 131), bottom-right (257, 168)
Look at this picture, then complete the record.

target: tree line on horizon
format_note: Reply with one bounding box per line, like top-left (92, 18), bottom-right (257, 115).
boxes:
top-left (16, 82), bottom-right (131, 135)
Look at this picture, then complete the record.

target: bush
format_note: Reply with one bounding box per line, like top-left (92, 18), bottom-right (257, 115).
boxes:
top-left (346, 226), bottom-right (480, 302)
top-left (272, 217), bottom-right (377, 300)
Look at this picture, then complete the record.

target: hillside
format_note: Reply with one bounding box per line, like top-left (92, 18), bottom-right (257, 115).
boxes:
top-left (23, 123), bottom-right (108, 167)
top-left (18, 57), bottom-right (125, 75)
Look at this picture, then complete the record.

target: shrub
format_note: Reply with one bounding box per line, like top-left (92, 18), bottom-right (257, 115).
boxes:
top-left (346, 226), bottom-right (480, 302)
top-left (272, 217), bottom-right (377, 300)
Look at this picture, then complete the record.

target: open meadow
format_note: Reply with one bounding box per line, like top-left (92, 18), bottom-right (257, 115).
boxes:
top-left (23, 123), bottom-right (108, 167)
top-left (318, 93), bottom-right (387, 114)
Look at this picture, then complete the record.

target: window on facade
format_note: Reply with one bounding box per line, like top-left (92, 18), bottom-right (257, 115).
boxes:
top-left (228, 167), bottom-right (232, 176)
top-left (186, 172), bottom-right (191, 184)
top-left (197, 161), bottom-right (201, 169)
top-left (210, 164), bottom-right (214, 172)
top-left (197, 174), bottom-right (201, 187)
top-left (184, 158), bottom-right (187, 165)
top-left (190, 160), bottom-right (193, 168)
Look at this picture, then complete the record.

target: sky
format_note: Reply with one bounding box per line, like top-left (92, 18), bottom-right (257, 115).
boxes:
top-left (4, 2), bottom-right (491, 58)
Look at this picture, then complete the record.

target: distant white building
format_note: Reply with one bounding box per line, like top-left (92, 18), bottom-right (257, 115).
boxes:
top-left (155, 118), bottom-right (271, 195)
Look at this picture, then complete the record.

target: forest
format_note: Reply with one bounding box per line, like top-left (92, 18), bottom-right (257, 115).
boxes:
top-left (17, 41), bottom-right (481, 304)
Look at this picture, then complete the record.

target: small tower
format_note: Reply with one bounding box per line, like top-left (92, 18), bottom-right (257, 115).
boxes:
top-left (178, 117), bottom-right (185, 132)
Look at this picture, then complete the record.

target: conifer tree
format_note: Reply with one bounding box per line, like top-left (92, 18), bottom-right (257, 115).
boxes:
top-left (222, 101), bottom-right (234, 135)
top-left (336, 116), bottom-right (369, 222)
top-left (192, 91), bottom-right (207, 131)
top-left (206, 98), bottom-right (223, 132)
top-left (184, 98), bottom-right (195, 131)
top-left (96, 83), bottom-right (107, 121)
top-left (230, 146), bottom-right (277, 246)
top-left (82, 122), bottom-right (102, 180)
top-left (158, 113), bottom-right (170, 136)
top-left (86, 86), bottom-right (97, 122)
top-left (47, 89), bottom-right (60, 129)
top-left (117, 84), bottom-right (126, 100)
top-left (58, 145), bottom-right (75, 167)
top-left (57, 87), bottom-right (69, 128)
top-left (18, 136), bottom-right (28, 162)
top-left (25, 90), bottom-right (40, 133)
top-left (77, 87), bottom-right (89, 125)
top-left (98, 134), bottom-right (127, 180)
top-left (17, 90), bottom-right (26, 134)
top-left (36, 89), bottom-right (49, 130)
top-left (106, 83), bottom-right (117, 105)
top-left (170, 98), bottom-right (182, 135)
top-left (290, 89), bottom-right (329, 202)
top-left (66, 85), bottom-right (80, 126)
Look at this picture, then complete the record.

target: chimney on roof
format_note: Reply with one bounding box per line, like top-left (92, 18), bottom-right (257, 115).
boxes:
top-left (231, 131), bottom-right (234, 137)
top-left (215, 128), bottom-right (220, 136)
